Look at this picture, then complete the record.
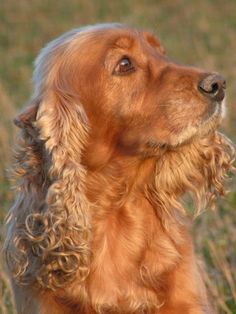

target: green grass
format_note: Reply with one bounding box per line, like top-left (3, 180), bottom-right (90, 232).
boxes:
top-left (0, 0), bottom-right (236, 313)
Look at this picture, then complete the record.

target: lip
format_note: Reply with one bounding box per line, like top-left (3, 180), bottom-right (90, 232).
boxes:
top-left (144, 101), bottom-right (224, 152)
top-left (204, 101), bottom-right (222, 122)
top-left (170, 102), bottom-right (223, 146)
top-left (197, 102), bottom-right (222, 136)
top-left (199, 97), bottom-right (224, 126)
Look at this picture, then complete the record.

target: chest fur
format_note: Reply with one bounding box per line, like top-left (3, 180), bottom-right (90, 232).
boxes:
top-left (83, 197), bottom-right (183, 312)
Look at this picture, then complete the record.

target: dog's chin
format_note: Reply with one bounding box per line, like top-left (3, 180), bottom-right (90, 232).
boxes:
top-left (144, 102), bottom-right (224, 157)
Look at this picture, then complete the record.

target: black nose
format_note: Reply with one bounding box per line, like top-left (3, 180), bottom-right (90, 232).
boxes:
top-left (198, 73), bottom-right (226, 101)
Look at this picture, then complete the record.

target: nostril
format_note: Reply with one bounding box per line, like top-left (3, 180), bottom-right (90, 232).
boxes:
top-left (211, 82), bottom-right (219, 94)
top-left (199, 82), bottom-right (219, 94)
top-left (198, 73), bottom-right (226, 101)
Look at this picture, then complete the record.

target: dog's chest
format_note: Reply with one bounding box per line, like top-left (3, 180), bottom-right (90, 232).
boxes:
top-left (84, 198), bottom-right (181, 312)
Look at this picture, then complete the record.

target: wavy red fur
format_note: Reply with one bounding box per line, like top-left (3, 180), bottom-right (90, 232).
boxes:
top-left (4, 24), bottom-right (235, 314)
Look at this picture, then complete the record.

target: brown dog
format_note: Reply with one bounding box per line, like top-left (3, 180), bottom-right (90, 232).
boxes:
top-left (4, 24), bottom-right (235, 314)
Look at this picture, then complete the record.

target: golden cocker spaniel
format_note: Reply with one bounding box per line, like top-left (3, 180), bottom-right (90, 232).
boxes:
top-left (4, 23), bottom-right (235, 314)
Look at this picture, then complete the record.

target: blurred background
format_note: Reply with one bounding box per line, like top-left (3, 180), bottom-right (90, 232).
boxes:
top-left (0, 0), bottom-right (235, 313)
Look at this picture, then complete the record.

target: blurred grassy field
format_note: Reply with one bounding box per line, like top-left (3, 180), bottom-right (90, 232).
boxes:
top-left (0, 0), bottom-right (235, 313)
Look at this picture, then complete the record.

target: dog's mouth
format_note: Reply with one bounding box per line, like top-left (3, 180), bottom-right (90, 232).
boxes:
top-left (144, 100), bottom-right (224, 156)
top-left (171, 100), bottom-right (224, 144)
top-left (171, 101), bottom-right (223, 146)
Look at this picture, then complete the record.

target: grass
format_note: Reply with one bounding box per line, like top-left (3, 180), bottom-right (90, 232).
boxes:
top-left (193, 201), bottom-right (236, 313)
top-left (0, 0), bottom-right (236, 313)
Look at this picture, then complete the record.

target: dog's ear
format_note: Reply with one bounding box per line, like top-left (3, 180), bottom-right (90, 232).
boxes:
top-left (5, 91), bottom-right (91, 289)
top-left (14, 100), bottom-right (40, 138)
top-left (9, 99), bottom-right (43, 184)
top-left (14, 101), bottom-right (39, 129)
top-left (5, 27), bottom-right (92, 290)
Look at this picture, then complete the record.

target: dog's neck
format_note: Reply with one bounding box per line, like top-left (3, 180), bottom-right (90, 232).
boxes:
top-left (85, 152), bottom-right (157, 206)
top-left (83, 131), bottom-right (234, 223)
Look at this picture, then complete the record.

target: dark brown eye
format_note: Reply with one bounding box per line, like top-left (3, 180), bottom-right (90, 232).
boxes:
top-left (113, 57), bottom-right (135, 75)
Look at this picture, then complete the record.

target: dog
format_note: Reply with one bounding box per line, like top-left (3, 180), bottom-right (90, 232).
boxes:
top-left (4, 23), bottom-right (235, 314)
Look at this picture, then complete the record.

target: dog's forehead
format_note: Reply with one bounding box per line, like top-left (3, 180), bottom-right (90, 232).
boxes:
top-left (82, 26), bottom-right (163, 52)
top-left (110, 28), bottom-right (163, 51)
top-left (100, 28), bottom-right (166, 61)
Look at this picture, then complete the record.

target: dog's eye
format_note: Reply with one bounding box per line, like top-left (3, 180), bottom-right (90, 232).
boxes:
top-left (113, 57), bottom-right (135, 75)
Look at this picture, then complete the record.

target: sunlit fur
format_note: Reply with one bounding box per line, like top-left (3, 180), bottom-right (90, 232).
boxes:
top-left (4, 24), bottom-right (235, 314)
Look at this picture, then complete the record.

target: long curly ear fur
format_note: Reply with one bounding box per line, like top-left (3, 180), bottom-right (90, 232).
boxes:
top-left (5, 29), bottom-right (90, 289)
top-left (5, 92), bottom-right (91, 290)
top-left (4, 28), bottom-right (92, 290)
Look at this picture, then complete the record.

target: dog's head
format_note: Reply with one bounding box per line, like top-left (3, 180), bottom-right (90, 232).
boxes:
top-left (18, 24), bottom-right (227, 163)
